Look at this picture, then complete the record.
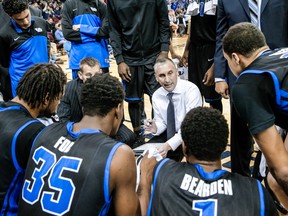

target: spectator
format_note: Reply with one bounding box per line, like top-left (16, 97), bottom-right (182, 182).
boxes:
top-left (54, 21), bottom-right (71, 54)
top-left (0, 63), bottom-right (67, 215)
top-left (168, 9), bottom-right (178, 37)
top-left (176, 11), bottom-right (186, 36)
top-left (29, 0), bottom-right (43, 17)
top-left (46, 16), bottom-right (56, 34)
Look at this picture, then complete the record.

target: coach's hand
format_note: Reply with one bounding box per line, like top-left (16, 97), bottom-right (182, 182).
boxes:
top-left (118, 62), bottom-right (131, 82)
top-left (158, 143), bottom-right (172, 158)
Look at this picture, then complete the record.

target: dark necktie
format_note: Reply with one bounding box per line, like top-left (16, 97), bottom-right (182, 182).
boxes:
top-left (248, 0), bottom-right (259, 27)
top-left (167, 93), bottom-right (176, 140)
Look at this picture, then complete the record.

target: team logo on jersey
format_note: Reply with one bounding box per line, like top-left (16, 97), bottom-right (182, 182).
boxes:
top-left (90, 7), bottom-right (97, 12)
top-left (34, 27), bottom-right (43, 32)
top-left (73, 8), bottom-right (77, 11)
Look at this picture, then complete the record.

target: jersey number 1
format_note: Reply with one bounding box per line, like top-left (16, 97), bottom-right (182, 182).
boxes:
top-left (192, 199), bottom-right (218, 216)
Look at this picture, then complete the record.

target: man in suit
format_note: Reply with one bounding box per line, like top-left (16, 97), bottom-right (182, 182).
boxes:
top-left (214, 0), bottom-right (288, 177)
top-left (57, 57), bottom-right (136, 146)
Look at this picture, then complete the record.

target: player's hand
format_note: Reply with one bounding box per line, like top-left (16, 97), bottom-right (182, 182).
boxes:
top-left (118, 62), bottom-right (131, 82)
top-left (203, 64), bottom-right (215, 86)
top-left (72, 24), bottom-right (80, 31)
top-left (170, 52), bottom-right (182, 64)
top-left (157, 51), bottom-right (169, 60)
top-left (140, 152), bottom-right (157, 183)
top-left (181, 50), bottom-right (189, 67)
top-left (157, 143), bottom-right (172, 158)
top-left (215, 81), bottom-right (229, 99)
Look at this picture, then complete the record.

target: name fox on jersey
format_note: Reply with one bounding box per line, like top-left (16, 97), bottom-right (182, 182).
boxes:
top-left (180, 174), bottom-right (233, 197)
top-left (54, 136), bottom-right (75, 153)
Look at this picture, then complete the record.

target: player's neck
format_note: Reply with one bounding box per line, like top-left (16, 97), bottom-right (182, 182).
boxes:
top-left (187, 156), bottom-right (222, 172)
top-left (11, 96), bottom-right (39, 118)
top-left (246, 45), bottom-right (270, 66)
top-left (73, 115), bottom-right (113, 135)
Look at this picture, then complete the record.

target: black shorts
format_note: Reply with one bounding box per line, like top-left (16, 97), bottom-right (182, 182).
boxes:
top-left (123, 63), bottom-right (160, 102)
top-left (188, 43), bottom-right (221, 103)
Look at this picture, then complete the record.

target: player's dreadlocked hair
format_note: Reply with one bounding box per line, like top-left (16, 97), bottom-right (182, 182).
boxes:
top-left (81, 74), bottom-right (124, 117)
top-left (16, 63), bottom-right (67, 109)
top-left (2, 0), bottom-right (29, 16)
top-left (181, 107), bottom-right (229, 161)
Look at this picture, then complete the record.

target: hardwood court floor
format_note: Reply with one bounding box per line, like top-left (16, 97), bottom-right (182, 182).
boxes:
top-left (60, 35), bottom-right (257, 172)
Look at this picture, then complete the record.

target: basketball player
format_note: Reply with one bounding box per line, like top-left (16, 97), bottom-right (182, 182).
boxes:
top-left (223, 22), bottom-right (288, 213)
top-left (0, 63), bottom-right (67, 215)
top-left (147, 107), bottom-right (278, 215)
top-left (19, 74), bottom-right (156, 215)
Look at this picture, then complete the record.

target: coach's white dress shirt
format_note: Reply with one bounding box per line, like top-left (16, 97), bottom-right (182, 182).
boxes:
top-left (152, 79), bottom-right (202, 150)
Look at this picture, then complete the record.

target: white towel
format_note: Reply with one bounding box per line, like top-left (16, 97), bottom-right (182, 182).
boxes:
top-left (135, 147), bottom-right (163, 191)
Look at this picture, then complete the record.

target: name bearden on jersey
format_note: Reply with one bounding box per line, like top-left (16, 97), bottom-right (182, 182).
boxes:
top-left (180, 174), bottom-right (233, 197)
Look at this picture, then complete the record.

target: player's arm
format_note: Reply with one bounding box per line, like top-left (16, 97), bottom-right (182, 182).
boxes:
top-left (110, 145), bottom-right (141, 215)
top-left (0, 34), bottom-right (13, 100)
top-left (137, 153), bottom-right (157, 215)
top-left (156, 0), bottom-right (170, 52)
top-left (107, 0), bottom-right (124, 65)
top-left (95, 1), bottom-right (109, 38)
top-left (110, 145), bottom-right (156, 216)
top-left (61, 2), bottom-right (82, 42)
top-left (254, 126), bottom-right (288, 196)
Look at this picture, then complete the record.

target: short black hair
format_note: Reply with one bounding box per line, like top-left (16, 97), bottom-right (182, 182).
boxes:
top-left (2, 0), bottom-right (29, 16)
top-left (181, 107), bottom-right (229, 161)
top-left (223, 22), bottom-right (267, 58)
top-left (16, 63), bottom-right (67, 109)
top-left (81, 74), bottom-right (124, 117)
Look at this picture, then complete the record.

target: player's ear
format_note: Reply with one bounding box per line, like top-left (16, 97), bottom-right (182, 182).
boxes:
top-left (43, 93), bottom-right (50, 106)
top-left (232, 53), bottom-right (240, 65)
top-left (182, 142), bottom-right (188, 157)
top-left (115, 103), bottom-right (123, 120)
